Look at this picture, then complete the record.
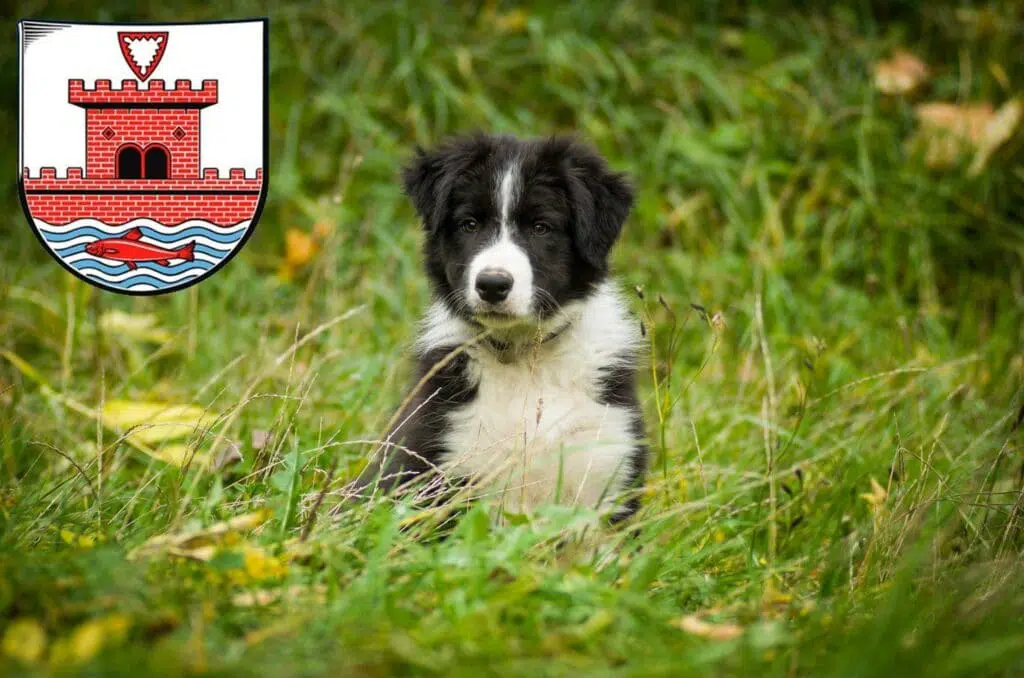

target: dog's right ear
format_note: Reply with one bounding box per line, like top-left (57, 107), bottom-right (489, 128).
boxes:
top-left (402, 146), bottom-right (449, 234)
top-left (402, 134), bottom-right (493, 234)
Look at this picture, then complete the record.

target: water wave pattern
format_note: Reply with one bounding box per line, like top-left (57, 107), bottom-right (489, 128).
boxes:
top-left (34, 217), bottom-right (251, 292)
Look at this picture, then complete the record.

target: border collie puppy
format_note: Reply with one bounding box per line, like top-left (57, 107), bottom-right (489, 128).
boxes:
top-left (351, 133), bottom-right (647, 521)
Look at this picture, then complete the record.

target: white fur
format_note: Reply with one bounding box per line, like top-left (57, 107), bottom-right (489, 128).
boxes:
top-left (465, 162), bottom-right (535, 317)
top-left (418, 280), bottom-right (643, 516)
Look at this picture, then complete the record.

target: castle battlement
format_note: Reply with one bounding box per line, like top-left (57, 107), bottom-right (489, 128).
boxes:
top-left (69, 79), bottom-right (218, 107)
top-left (24, 166), bottom-right (262, 184)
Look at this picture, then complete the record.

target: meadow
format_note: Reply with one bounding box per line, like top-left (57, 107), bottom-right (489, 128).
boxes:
top-left (1, 1), bottom-right (1023, 675)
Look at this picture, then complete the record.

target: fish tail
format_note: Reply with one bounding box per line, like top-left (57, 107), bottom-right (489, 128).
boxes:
top-left (177, 241), bottom-right (196, 262)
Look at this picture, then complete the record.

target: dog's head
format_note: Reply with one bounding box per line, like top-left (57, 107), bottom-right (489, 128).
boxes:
top-left (402, 133), bottom-right (634, 330)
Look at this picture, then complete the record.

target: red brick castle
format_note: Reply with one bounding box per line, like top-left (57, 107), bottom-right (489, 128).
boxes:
top-left (22, 77), bottom-right (263, 227)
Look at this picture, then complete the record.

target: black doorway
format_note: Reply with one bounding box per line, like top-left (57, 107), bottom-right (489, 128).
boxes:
top-left (116, 146), bottom-right (142, 179)
top-left (144, 147), bottom-right (169, 179)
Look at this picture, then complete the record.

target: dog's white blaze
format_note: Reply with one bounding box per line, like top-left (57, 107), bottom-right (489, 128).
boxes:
top-left (497, 161), bottom-right (519, 229)
top-left (421, 281), bottom-right (643, 515)
top-left (466, 161), bottom-right (534, 316)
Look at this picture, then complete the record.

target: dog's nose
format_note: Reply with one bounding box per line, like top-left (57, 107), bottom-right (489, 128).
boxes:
top-left (475, 269), bottom-right (514, 304)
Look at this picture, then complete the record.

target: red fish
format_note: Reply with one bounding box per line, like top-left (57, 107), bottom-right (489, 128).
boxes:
top-left (85, 228), bottom-right (195, 269)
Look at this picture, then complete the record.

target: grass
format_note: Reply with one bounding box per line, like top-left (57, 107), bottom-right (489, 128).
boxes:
top-left (2, 0), bottom-right (1024, 675)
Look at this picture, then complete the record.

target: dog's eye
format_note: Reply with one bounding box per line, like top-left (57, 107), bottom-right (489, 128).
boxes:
top-left (532, 221), bottom-right (551, 236)
top-left (459, 219), bottom-right (479, 233)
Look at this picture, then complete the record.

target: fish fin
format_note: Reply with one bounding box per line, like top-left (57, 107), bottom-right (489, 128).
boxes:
top-left (177, 241), bottom-right (196, 262)
top-left (123, 228), bottom-right (143, 241)
top-left (126, 261), bottom-right (137, 270)
top-left (156, 259), bottom-right (171, 266)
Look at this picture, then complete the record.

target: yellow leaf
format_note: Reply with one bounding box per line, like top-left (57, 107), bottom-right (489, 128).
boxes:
top-left (912, 102), bottom-right (995, 169)
top-left (3, 618), bottom-right (47, 664)
top-left (493, 9), bottom-right (528, 33)
top-left (874, 50), bottom-right (930, 95)
top-left (241, 547), bottom-right (288, 582)
top-left (50, 614), bottom-right (131, 665)
top-left (98, 310), bottom-right (172, 344)
top-left (284, 229), bottom-right (318, 268)
top-left (676, 614), bottom-right (744, 640)
top-left (969, 98), bottom-right (1022, 176)
top-left (128, 509), bottom-right (272, 561)
top-left (860, 476), bottom-right (888, 508)
top-left (312, 220), bottom-right (333, 239)
top-left (101, 400), bottom-right (213, 444)
top-left (455, 46), bottom-right (473, 79)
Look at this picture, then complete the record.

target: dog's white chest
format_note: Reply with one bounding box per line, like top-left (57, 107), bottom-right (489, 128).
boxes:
top-left (440, 347), bottom-right (637, 514)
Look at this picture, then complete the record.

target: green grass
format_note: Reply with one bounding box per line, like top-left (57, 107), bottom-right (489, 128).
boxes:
top-left (2, 1), bottom-right (1024, 675)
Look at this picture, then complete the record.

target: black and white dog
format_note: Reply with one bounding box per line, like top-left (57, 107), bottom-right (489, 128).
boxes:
top-left (351, 133), bottom-right (647, 521)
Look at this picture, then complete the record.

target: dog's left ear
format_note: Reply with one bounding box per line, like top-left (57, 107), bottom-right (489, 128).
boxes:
top-left (561, 139), bottom-right (635, 271)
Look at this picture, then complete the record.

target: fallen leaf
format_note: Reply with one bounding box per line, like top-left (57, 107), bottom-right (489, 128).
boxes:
top-left (912, 102), bottom-right (994, 169)
top-left (455, 46), bottom-right (473, 79)
top-left (49, 614), bottom-right (130, 666)
top-left (874, 50), bottom-right (930, 95)
top-left (98, 310), bottom-right (172, 344)
top-left (211, 440), bottom-right (244, 471)
top-left (493, 9), bottom-right (528, 33)
top-left (238, 546), bottom-right (288, 582)
top-left (677, 614), bottom-right (744, 640)
top-left (101, 400), bottom-right (214, 445)
top-left (251, 429), bottom-right (271, 450)
top-left (128, 509), bottom-right (272, 561)
top-left (231, 584), bottom-right (327, 608)
top-left (860, 476), bottom-right (888, 508)
top-left (284, 229), bottom-right (318, 268)
top-left (3, 618), bottom-right (47, 664)
top-left (969, 98), bottom-right (1022, 175)
top-left (312, 220), bottom-right (333, 239)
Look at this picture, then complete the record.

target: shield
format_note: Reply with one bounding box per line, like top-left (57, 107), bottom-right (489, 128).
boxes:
top-left (18, 19), bottom-right (268, 295)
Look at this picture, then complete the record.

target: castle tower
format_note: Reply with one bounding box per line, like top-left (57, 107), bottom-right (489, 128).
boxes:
top-left (68, 78), bottom-right (218, 180)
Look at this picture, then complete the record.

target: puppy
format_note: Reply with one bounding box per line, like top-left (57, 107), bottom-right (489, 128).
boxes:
top-left (350, 133), bottom-right (647, 522)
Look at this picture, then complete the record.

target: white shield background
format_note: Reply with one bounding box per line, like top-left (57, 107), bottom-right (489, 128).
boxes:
top-left (19, 20), bottom-right (267, 295)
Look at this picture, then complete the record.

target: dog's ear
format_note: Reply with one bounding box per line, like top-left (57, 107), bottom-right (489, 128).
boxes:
top-left (401, 146), bottom-right (450, 234)
top-left (402, 134), bottom-right (493, 234)
top-left (560, 138), bottom-right (634, 271)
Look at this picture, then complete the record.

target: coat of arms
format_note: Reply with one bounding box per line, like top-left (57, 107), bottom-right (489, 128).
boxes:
top-left (18, 19), bottom-right (268, 295)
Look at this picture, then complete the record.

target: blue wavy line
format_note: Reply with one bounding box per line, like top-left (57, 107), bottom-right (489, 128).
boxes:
top-left (39, 226), bottom-right (246, 245)
top-left (78, 273), bottom-right (189, 292)
top-left (73, 260), bottom-right (215, 275)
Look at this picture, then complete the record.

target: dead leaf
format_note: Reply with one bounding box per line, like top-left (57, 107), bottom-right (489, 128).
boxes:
top-left (101, 400), bottom-right (214, 445)
top-left (874, 50), bottom-right (930, 95)
top-left (860, 476), bottom-right (888, 508)
top-left (912, 102), bottom-right (994, 169)
top-left (676, 614), bottom-right (744, 640)
top-left (211, 440), bottom-right (244, 472)
top-left (48, 614), bottom-right (130, 666)
top-left (493, 9), bottom-right (528, 33)
top-left (100, 400), bottom-right (217, 468)
top-left (969, 98), bottom-right (1022, 175)
top-left (98, 311), bottom-right (172, 344)
top-left (127, 509), bottom-right (272, 561)
top-left (3, 618), bottom-right (47, 664)
top-left (312, 220), bottom-right (333, 239)
top-left (251, 429), bottom-right (271, 450)
top-left (232, 584), bottom-right (327, 608)
top-left (284, 229), bottom-right (318, 268)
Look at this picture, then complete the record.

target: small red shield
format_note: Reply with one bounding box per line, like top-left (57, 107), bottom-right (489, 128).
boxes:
top-left (117, 32), bottom-right (169, 81)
